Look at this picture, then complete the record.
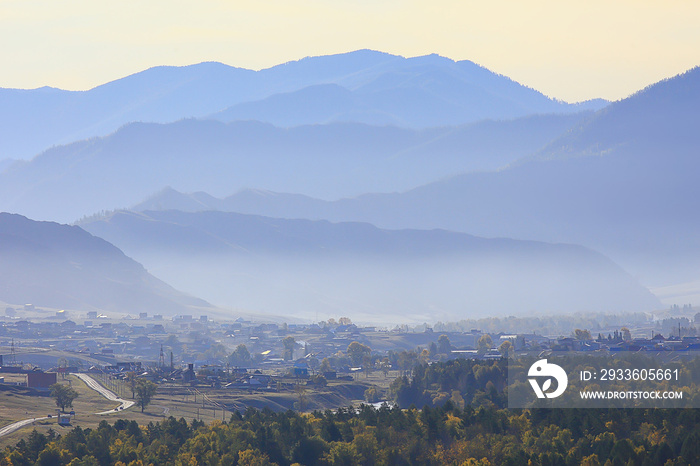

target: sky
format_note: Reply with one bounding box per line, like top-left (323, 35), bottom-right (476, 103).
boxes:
top-left (1, 0), bottom-right (699, 102)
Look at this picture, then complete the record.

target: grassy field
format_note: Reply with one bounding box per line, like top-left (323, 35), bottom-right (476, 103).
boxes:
top-left (0, 374), bottom-right (119, 447)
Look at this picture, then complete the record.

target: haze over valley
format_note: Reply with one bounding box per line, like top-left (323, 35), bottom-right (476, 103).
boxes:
top-left (1, 50), bottom-right (697, 323)
top-left (76, 209), bottom-right (660, 324)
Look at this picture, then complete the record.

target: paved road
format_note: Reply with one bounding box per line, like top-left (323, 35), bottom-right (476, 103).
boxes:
top-left (72, 373), bottom-right (135, 414)
top-left (0, 416), bottom-right (50, 438)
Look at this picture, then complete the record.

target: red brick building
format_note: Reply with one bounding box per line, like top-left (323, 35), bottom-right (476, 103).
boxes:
top-left (27, 371), bottom-right (57, 389)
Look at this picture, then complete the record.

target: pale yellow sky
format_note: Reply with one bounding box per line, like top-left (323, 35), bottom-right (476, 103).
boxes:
top-left (1, 0), bottom-right (698, 102)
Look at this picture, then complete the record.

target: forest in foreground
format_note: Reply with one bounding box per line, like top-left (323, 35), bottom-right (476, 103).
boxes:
top-left (2, 404), bottom-right (699, 466)
top-left (2, 358), bottom-right (699, 466)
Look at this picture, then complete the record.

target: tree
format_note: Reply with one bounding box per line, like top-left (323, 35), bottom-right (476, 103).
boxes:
top-left (497, 340), bottom-right (514, 359)
top-left (380, 358), bottom-right (391, 378)
top-left (228, 344), bottom-right (251, 366)
top-left (419, 349), bottom-right (431, 364)
top-left (204, 342), bottom-right (228, 360)
top-left (125, 371), bottom-right (137, 399)
top-left (319, 357), bottom-right (332, 373)
top-left (135, 379), bottom-right (157, 413)
top-left (325, 443), bottom-right (362, 466)
top-left (477, 334), bottom-right (493, 356)
top-left (397, 350), bottom-right (418, 376)
top-left (437, 335), bottom-right (452, 354)
top-left (428, 342), bottom-right (438, 357)
top-left (362, 354), bottom-right (374, 377)
top-left (364, 387), bottom-right (380, 403)
top-left (620, 327), bottom-right (632, 342)
top-left (579, 454), bottom-right (601, 466)
top-left (574, 329), bottom-right (593, 340)
top-left (294, 384), bottom-right (308, 411)
top-left (237, 449), bottom-right (274, 466)
top-left (282, 336), bottom-right (296, 361)
top-left (50, 383), bottom-right (79, 412)
top-left (347, 342), bottom-right (371, 366)
top-left (680, 429), bottom-right (700, 464)
top-left (36, 444), bottom-right (63, 466)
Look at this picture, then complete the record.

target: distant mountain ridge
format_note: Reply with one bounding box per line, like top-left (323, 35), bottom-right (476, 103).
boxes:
top-left (531, 66), bottom-right (700, 162)
top-left (211, 67), bottom-right (606, 128)
top-left (77, 209), bottom-right (661, 323)
top-left (0, 49), bottom-right (606, 160)
top-left (173, 66), bottom-right (700, 288)
top-left (0, 113), bottom-right (591, 223)
top-left (0, 213), bottom-right (210, 314)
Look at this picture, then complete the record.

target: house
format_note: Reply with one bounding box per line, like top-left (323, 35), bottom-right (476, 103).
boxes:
top-left (27, 371), bottom-right (57, 389)
top-left (292, 362), bottom-right (309, 378)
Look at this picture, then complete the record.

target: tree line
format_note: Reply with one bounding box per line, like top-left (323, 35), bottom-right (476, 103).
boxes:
top-left (3, 404), bottom-right (699, 465)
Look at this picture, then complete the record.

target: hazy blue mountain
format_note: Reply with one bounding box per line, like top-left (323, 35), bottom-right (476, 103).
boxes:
top-left (212, 83), bottom-right (399, 127)
top-left (0, 113), bottom-right (590, 223)
top-left (0, 213), bottom-right (210, 314)
top-left (212, 62), bottom-right (607, 128)
top-left (0, 50), bottom-right (606, 159)
top-left (0, 63), bottom-right (254, 160)
top-left (134, 187), bottom-right (223, 213)
top-left (77, 209), bottom-right (660, 323)
top-left (533, 68), bottom-right (700, 161)
top-left (133, 187), bottom-right (326, 215)
top-left (200, 67), bottom-right (700, 288)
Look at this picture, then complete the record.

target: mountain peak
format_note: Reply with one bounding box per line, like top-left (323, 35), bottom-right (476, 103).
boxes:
top-left (407, 53), bottom-right (455, 66)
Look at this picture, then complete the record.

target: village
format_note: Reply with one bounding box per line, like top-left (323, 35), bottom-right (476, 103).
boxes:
top-left (0, 303), bottom-right (698, 402)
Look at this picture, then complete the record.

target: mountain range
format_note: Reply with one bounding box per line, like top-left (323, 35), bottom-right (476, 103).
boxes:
top-left (0, 213), bottom-right (210, 314)
top-left (127, 66), bottom-right (700, 291)
top-left (0, 113), bottom-right (591, 222)
top-left (2, 50), bottom-right (697, 320)
top-left (0, 50), bottom-right (605, 161)
top-left (77, 210), bottom-right (660, 323)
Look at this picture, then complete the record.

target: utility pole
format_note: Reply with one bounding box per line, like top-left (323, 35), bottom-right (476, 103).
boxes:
top-left (9, 339), bottom-right (16, 366)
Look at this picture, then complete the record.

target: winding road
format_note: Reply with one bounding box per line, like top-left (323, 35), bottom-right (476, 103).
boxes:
top-left (0, 373), bottom-right (135, 438)
top-left (71, 373), bottom-right (135, 414)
